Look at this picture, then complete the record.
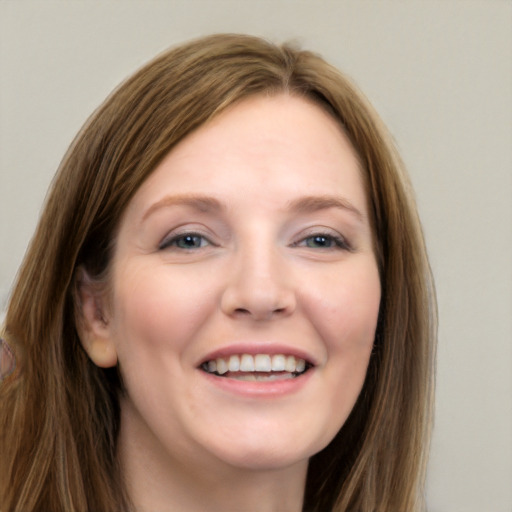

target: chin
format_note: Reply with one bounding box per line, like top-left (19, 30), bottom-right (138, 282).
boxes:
top-left (212, 443), bottom-right (312, 472)
top-left (194, 419), bottom-right (334, 473)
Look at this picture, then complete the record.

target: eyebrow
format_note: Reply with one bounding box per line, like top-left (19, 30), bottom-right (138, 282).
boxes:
top-left (142, 193), bottom-right (365, 223)
top-left (285, 195), bottom-right (365, 222)
top-left (142, 195), bottom-right (225, 221)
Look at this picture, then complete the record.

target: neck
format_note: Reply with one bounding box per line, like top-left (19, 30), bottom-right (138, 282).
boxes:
top-left (117, 403), bottom-right (308, 512)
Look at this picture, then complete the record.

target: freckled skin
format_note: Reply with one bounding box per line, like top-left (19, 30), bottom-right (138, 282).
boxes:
top-left (102, 95), bottom-right (381, 510)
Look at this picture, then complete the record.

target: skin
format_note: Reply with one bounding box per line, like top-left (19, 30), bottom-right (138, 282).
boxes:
top-left (80, 94), bottom-right (381, 512)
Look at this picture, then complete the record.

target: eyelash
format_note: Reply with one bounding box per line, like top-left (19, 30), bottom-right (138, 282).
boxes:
top-left (159, 232), bottom-right (213, 251)
top-left (159, 231), bottom-right (351, 252)
top-left (292, 232), bottom-right (352, 251)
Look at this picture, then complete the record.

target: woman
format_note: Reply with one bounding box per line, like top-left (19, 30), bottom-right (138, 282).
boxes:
top-left (0, 34), bottom-right (436, 511)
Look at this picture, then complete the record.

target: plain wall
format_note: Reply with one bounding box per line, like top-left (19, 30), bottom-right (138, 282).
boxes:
top-left (1, 1), bottom-right (511, 511)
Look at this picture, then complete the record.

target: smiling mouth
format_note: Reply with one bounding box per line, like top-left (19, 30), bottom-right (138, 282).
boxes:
top-left (200, 353), bottom-right (312, 381)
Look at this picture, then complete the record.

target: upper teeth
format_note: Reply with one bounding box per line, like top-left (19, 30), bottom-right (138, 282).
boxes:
top-left (203, 354), bottom-right (307, 375)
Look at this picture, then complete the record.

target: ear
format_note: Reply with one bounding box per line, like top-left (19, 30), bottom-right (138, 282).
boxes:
top-left (75, 268), bottom-right (118, 368)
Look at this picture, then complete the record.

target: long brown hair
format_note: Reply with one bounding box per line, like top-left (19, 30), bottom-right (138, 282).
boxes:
top-left (0, 34), bottom-right (436, 511)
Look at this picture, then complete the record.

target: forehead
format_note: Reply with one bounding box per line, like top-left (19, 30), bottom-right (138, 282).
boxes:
top-left (126, 94), bottom-right (367, 216)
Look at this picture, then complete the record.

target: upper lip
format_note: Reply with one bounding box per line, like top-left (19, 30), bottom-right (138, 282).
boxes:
top-left (197, 343), bottom-right (318, 368)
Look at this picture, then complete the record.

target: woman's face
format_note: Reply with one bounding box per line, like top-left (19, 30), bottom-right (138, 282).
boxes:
top-left (101, 94), bottom-right (381, 474)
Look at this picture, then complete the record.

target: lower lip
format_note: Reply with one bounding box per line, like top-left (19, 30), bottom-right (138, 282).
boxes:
top-left (199, 369), bottom-right (314, 397)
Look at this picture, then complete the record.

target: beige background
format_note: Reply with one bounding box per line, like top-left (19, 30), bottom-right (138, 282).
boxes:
top-left (1, 1), bottom-right (511, 510)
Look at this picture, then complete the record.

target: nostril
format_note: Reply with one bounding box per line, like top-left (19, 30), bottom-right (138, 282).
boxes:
top-left (232, 305), bottom-right (288, 320)
top-left (233, 308), bottom-right (251, 316)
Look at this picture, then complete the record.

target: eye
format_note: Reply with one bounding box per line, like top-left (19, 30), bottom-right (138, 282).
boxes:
top-left (159, 232), bottom-right (212, 250)
top-left (294, 232), bottom-right (351, 251)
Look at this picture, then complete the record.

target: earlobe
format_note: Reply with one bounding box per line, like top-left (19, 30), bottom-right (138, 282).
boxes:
top-left (75, 268), bottom-right (118, 368)
top-left (83, 337), bottom-right (118, 368)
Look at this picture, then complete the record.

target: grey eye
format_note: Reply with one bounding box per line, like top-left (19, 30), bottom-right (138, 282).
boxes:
top-left (305, 235), bottom-right (336, 248)
top-left (160, 233), bottom-right (210, 250)
top-left (297, 233), bottom-right (350, 251)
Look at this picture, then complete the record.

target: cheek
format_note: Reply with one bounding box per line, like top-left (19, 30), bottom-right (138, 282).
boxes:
top-left (303, 260), bottom-right (381, 424)
top-left (110, 262), bottom-right (217, 362)
top-left (307, 261), bottom-right (381, 352)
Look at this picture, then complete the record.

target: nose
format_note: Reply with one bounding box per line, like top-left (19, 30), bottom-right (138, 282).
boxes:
top-left (220, 243), bottom-right (296, 321)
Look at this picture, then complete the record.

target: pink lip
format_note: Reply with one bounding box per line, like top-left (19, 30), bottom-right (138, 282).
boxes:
top-left (196, 342), bottom-right (317, 398)
top-left (199, 366), bottom-right (315, 398)
top-left (197, 343), bottom-right (317, 367)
